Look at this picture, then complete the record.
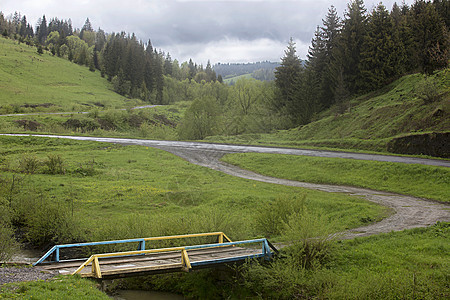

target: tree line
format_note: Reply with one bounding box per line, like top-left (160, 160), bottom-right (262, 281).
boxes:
top-left (274, 0), bottom-right (449, 127)
top-left (0, 13), bottom-right (217, 104)
top-left (0, 0), bottom-right (448, 139)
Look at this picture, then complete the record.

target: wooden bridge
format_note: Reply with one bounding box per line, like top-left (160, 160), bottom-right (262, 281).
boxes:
top-left (33, 232), bottom-right (278, 279)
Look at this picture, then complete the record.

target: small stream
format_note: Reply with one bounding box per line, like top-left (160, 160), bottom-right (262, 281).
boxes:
top-left (9, 248), bottom-right (41, 265)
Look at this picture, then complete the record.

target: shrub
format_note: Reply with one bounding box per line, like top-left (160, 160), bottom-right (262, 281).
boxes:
top-left (0, 205), bottom-right (17, 262)
top-left (19, 155), bottom-right (40, 174)
top-left (44, 154), bottom-right (65, 175)
top-left (416, 76), bottom-right (442, 104)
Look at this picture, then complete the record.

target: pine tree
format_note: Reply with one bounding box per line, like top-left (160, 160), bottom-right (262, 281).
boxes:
top-left (36, 15), bottom-right (48, 44)
top-left (164, 53), bottom-right (173, 76)
top-left (337, 0), bottom-right (367, 94)
top-left (360, 3), bottom-right (406, 91)
top-left (274, 38), bottom-right (306, 126)
top-left (409, 0), bottom-right (449, 74)
top-left (321, 5), bottom-right (341, 108)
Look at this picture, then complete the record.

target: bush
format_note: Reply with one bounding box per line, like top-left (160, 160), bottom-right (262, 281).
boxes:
top-left (0, 206), bottom-right (17, 262)
top-left (416, 76), bottom-right (443, 104)
top-left (19, 155), bottom-right (40, 174)
top-left (44, 154), bottom-right (65, 175)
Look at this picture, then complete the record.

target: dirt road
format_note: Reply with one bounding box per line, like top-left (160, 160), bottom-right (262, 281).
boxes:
top-left (3, 134), bottom-right (450, 238)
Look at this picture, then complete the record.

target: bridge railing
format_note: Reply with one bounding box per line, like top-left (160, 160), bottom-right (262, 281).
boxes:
top-left (72, 238), bottom-right (278, 279)
top-left (33, 232), bottom-right (232, 266)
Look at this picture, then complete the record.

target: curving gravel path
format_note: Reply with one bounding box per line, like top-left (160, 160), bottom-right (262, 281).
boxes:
top-left (1, 134), bottom-right (449, 284)
top-left (2, 134), bottom-right (448, 237)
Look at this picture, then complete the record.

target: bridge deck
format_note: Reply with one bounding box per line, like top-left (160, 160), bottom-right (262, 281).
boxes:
top-left (38, 246), bottom-right (264, 278)
top-left (34, 233), bottom-right (277, 279)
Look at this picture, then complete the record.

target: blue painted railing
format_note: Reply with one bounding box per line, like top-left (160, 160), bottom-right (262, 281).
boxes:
top-left (33, 237), bottom-right (150, 266)
top-left (33, 232), bottom-right (242, 266)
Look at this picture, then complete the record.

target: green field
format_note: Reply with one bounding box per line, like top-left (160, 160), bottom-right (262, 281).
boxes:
top-left (0, 38), bottom-right (137, 113)
top-left (0, 136), bottom-right (387, 246)
top-left (222, 153), bottom-right (450, 202)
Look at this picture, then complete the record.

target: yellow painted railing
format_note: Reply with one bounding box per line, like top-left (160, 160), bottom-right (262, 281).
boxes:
top-left (73, 246), bottom-right (190, 278)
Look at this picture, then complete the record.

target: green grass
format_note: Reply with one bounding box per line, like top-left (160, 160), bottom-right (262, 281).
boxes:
top-left (0, 274), bottom-right (108, 299)
top-left (106, 222), bottom-right (449, 299)
top-left (0, 136), bottom-right (387, 247)
top-left (238, 222), bottom-right (450, 299)
top-left (0, 103), bottom-right (186, 140)
top-left (0, 38), bottom-right (137, 113)
top-left (223, 73), bottom-right (252, 85)
top-left (222, 153), bottom-right (450, 202)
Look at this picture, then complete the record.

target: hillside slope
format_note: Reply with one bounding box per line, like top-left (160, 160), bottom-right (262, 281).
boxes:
top-left (207, 70), bottom-right (450, 156)
top-left (296, 71), bottom-right (449, 140)
top-left (0, 38), bottom-right (133, 114)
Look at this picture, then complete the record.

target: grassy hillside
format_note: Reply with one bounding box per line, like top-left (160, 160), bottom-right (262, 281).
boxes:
top-left (208, 70), bottom-right (450, 154)
top-left (0, 38), bottom-right (138, 114)
top-left (223, 73), bottom-right (252, 85)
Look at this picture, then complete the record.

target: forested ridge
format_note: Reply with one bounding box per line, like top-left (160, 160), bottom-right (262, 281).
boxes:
top-left (0, 0), bottom-right (448, 140)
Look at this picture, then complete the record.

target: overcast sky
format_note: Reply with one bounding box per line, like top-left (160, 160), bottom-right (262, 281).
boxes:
top-left (2, 0), bottom-right (414, 65)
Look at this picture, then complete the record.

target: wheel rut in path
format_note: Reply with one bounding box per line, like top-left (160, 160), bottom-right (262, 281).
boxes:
top-left (4, 134), bottom-right (450, 238)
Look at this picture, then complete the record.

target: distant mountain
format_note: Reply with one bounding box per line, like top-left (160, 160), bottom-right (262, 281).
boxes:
top-left (213, 61), bottom-right (280, 81)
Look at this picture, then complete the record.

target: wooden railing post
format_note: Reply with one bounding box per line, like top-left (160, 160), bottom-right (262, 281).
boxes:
top-left (181, 249), bottom-right (192, 272)
top-left (92, 256), bottom-right (102, 278)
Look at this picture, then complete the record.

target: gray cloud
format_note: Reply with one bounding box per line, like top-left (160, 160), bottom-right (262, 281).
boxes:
top-left (2, 0), bottom-right (415, 64)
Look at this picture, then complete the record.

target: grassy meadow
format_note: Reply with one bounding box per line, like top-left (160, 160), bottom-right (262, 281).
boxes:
top-left (0, 38), bottom-right (137, 113)
top-left (222, 153), bottom-right (450, 203)
top-left (0, 135), bottom-right (387, 246)
top-left (0, 274), bottom-right (108, 299)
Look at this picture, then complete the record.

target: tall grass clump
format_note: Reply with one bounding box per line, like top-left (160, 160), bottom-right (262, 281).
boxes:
top-left (282, 208), bottom-right (338, 269)
top-left (44, 154), bottom-right (65, 175)
top-left (241, 208), bottom-right (338, 298)
top-left (255, 194), bottom-right (306, 237)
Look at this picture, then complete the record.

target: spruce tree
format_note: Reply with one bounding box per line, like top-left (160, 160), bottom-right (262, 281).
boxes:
top-left (409, 0), bottom-right (449, 74)
top-left (274, 38), bottom-right (306, 126)
top-left (337, 0), bottom-right (367, 94)
top-left (360, 3), bottom-right (405, 91)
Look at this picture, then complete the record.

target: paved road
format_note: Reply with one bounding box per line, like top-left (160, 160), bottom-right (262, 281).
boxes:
top-left (2, 134), bottom-right (449, 238)
top-left (4, 134), bottom-right (449, 167)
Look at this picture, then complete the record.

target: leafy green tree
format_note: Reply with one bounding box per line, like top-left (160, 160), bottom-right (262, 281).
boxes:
top-left (178, 96), bottom-right (220, 140)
